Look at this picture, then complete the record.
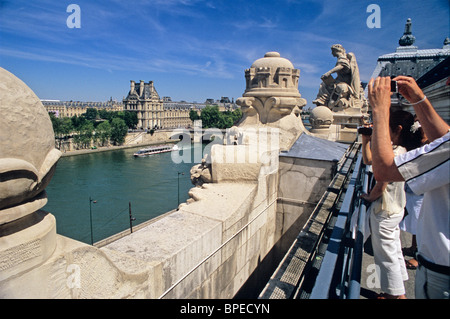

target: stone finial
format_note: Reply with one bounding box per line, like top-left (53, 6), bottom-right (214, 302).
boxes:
top-left (243, 51), bottom-right (301, 98)
top-left (310, 106), bottom-right (333, 130)
top-left (237, 52), bottom-right (306, 125)
top-left (444, 37), bottom-right (450, 48)
top-left (0, 67), bottom-right (61, 224)
top-left (399, 18), bottom-right (416, 47)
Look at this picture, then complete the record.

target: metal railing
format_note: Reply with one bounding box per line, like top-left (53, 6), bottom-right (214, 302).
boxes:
top-left (309, 147), bottom-right (371, 299)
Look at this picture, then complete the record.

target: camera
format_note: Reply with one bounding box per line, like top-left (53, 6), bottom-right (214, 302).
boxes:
top-left (357, 125), bottom-right (373, 135)
top-left (391, 80), bottom-right (398, 93)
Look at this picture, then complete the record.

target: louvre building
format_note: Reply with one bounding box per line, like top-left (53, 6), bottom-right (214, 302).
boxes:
top-left (123, 80), bottom-right (194, 130)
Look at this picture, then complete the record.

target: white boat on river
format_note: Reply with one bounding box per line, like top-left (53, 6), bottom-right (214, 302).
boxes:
top-left (133, 144), bottom-right (178, 157)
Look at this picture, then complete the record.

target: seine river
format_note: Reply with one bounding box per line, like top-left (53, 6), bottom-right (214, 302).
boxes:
top-left (44, 143), bottom-right (204, 244)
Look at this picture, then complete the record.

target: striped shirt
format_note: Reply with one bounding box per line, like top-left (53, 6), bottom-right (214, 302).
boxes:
top-left (394, 131), bottom-right (450, 267)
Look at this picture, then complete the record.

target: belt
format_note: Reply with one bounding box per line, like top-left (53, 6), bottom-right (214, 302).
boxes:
top-left (417, 254), bottom-right (450, 275)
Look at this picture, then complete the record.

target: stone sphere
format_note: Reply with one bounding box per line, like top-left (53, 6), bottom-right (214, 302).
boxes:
top-left (0, 67), bottom-right (61, 213)
top-left (310, 106), bottom-right (333, 129)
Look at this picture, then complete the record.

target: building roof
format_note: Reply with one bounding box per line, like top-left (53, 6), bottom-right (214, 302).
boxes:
top-left (369, 19), bottom-right (450, 81)
top-left (280, 133), bottom-right (348, 162)
top-left (377, 47), bottom-right (450, 61)
top-left (416, 56), bottom-right (450, 88)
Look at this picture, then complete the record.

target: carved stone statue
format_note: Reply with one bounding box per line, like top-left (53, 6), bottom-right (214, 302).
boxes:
top-left (190, 155), bottom-right (212, 186)
top-left (313, 44), bottom-right (365, 112)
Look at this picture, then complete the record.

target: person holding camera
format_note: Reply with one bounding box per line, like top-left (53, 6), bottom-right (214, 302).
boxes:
top-left (367, 76), bottom-right (450, 299)
top-left (360, 110), bottom-right (422, 299)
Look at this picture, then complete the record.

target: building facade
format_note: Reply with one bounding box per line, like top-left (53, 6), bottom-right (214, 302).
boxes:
top-left (43, 99), bottom-right (123, 118)
top-left (123, 80), bottom-right (164, 129)
top-left (123, 80), bottom-right (237, 130)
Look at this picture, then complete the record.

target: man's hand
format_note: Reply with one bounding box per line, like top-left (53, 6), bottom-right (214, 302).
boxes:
top-left (393, 75), bottom-right (425, 104)
top-left (367, 77), bottom-right (392, 113)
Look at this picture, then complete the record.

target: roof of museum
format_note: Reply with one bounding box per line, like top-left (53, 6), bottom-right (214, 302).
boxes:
top-left (377, 46), bottom-right (450, 61)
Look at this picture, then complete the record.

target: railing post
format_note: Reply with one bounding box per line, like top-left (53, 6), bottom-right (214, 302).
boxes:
top-left (129, 201), bottom-right (136, 233)
top-left (347, 165), bottom-right (370, 299)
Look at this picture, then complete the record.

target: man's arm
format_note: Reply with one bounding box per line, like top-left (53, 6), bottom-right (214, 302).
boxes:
top-left (393, 76), bottom-right (449, 141)
top-left (367, 77), bottom-right (404, 182)
top-left (360, 181), bottom-right (388, 203)
top-left (361, 134), bottom-right (372, 165)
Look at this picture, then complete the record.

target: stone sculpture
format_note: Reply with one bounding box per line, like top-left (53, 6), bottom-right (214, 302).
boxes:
top-left (0, 67), bottom-right (61, 224)
top-left (237, 51), bottom-right (306, 125)
top-left (0, 67), bottom-right (62, 284)
top-left (399, 18), bottom-right (416, 47)
top-left (190, 155), bottom-right (212, 186)
top-left (235, 51), bottom-right (307, 151)
top-left (189, 51), bottom-right (308, 188)
top-left (309, 106), bottom-right (334, 131)
top-left (312, 44), bottom-right (366, 112)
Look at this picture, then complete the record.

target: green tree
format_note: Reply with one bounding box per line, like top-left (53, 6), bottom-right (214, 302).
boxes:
top-left (98, 109), bottom-right (113, 122)
top-left (200, 106), bottom-right (221, 129)
top-left (71, 115), bottom-right (87, 130)
top-left (49, 113), bottom-right (73, 150)
top-left (79, 121), bottom-right (94, 148)
top-left (123, 111), bottom-right (138, 129)
top-left (96, 121), bottom-right (111, 146)
top-left (189, 109), bottom-right (200, 122)
top-left (110, 118), bottom-right (128, 145)
top-left (60, 117), bottom-right (73, 136)
top-left (199, 106), bottom-right (242, 129)
top-left (84, 108), bottom-right (98, 121)
top-left (231, 108), bottom-right (242, 124)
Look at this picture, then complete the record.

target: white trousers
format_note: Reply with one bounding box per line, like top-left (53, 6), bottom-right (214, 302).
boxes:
top-left (370, 211), bottom-right (408, 295)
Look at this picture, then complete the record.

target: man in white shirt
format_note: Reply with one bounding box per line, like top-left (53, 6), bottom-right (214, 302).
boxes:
top-left (367, 76), bottom-right (449, 299)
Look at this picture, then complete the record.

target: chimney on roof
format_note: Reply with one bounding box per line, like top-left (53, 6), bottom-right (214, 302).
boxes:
top-left (139, 80), bottom-right (144, 96)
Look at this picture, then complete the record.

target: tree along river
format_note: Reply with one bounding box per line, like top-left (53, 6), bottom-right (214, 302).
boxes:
top-left (44, 143), bottom-right (204, 244)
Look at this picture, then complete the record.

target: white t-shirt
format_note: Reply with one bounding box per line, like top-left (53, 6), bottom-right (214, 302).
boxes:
top-left (370, 146), bottom-right (406, 217)
top-left (394, 131), bottom-right (450, 267)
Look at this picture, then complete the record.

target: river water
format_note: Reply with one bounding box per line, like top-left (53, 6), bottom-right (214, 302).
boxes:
top-left (44, 143), bottom-right (204, 244)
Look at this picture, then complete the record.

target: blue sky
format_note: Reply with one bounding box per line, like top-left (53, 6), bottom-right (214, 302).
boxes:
top-left (0, 0), bottom-right (448, 106)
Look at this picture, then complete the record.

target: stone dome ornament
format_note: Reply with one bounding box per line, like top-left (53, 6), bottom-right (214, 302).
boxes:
top-left (237, 51), bottom-right (306, 124)
top-left (243, 51), bottom-right (301, 99)
top-left (399, 18), bottom-right (416, 47)
top-left (235, 51), bottom-right (307, 150)
top-left (0, 67), bottom-right (61, 224)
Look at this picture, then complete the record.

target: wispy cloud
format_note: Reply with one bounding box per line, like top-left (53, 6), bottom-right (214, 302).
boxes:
top-left (0, 0), bottom-right (447, 102)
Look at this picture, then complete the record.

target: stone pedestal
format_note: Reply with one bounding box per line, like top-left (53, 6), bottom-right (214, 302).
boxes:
top-left (0, 211), bottom-right (56, 282)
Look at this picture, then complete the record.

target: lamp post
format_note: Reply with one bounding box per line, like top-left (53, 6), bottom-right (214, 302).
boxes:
top-left (129, 201), bottom-right (136, 233)
top-left (89, 197), bottom-right (97, 245)
top-left (177, 172), bottom-right (184, 209)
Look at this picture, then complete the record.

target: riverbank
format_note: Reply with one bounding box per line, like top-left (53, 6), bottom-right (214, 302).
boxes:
top-left (60, 139), bottom-right (176, 157)
top-left (46, 142), bottom-right (199, 244)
